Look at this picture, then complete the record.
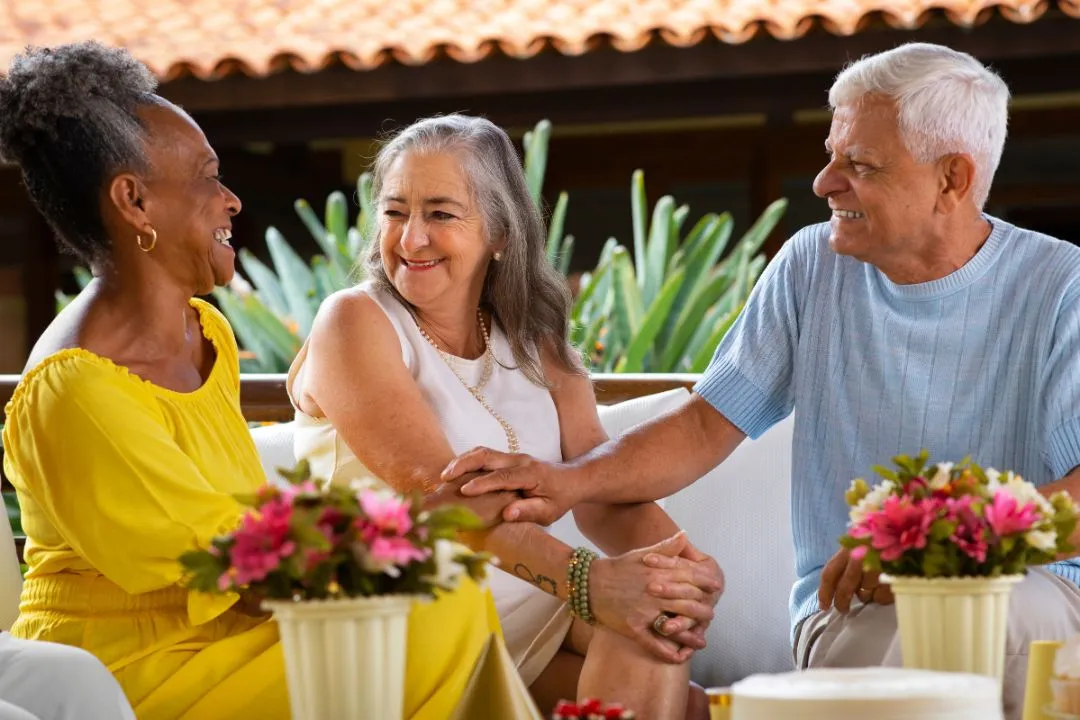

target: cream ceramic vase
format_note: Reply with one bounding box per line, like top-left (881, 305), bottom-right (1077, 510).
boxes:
top-left (264, 594), bottom-right (416, 720)
top-left (881, 574), bottom-right (1023, 679)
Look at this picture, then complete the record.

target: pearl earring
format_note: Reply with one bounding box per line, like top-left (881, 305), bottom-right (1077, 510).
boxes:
top-left (493, 251), bottom-right (503, 261)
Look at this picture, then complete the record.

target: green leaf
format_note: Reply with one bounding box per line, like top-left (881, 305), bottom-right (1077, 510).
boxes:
top-left (872, 466), bottom-right (900, 482)
top-left (425, 504), bottom-right (485, 532)
top-left (558, 235), bottom-right (575, 277)
top-left (266, 227), bottom-right (318, 336)
top-left (573, 238), bottom-right (618, 327)
top-left (671, 204), bottom-right (690, 245)
top-left (238, 249), bottom-right (290, 317)
top-left (212, 289), bottom-right (278, 371)
top-left (642, 196), bottom-right (675, 307)
top-left (658, 214), bottom-right (734, 352)
top-left (546, 192), bottom-right (569, 264)
top-left (4, 492), bottom-right (22, 536)
top-left (294, 200), bottom-right (330, 252)
top-left (616, 267), bottom-right (686, 373)
top-left (346, 228), bottom-right (367, 274)
top-left (734, 198), bottom-right (788, 258)
top-left (311, 256), bottom-right (342, 300)
top-left (523, 119), bottom-right (551, 207)
top-left (571, 253), bottom-right (612, 321)
top-left (656, 268), bottom-right (736, 372)
top-left (356, 173), bottom-right (375, 233)
top-left (220, 289), bottom-right (302, 367)
top-left (326, 191), bottom-right (349, 253)
top-left (630, 170), bottom-right (648, 289)
top-left (688, 301), bottom-right (744, 373)
top-left (609, 247), bottom-right (645, 359)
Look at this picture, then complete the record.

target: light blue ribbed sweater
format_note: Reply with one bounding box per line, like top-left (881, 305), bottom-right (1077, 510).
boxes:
top-left (694, 216), bottom-right (1080, 638)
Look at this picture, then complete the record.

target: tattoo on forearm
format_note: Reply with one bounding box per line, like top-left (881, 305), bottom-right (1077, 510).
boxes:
top-left (514, 563), bottom-right (559, 595)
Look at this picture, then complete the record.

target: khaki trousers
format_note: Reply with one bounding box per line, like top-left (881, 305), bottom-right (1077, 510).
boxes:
top-left (792, 568), bottom-right (1080, 720)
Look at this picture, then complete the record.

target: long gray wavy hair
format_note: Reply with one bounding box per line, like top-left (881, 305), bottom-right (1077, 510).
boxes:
top-left (363, 114), bottom-right (579, 386)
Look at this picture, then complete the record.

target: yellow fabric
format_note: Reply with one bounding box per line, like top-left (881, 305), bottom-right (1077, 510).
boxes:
top-left (3, 299), bottom-right (505, 719)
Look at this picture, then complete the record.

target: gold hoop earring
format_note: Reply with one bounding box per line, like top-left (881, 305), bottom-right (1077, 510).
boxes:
top-left (137, 227), bottom-right (157, 253)
top-left (493, 251), bottom-right (503, 262)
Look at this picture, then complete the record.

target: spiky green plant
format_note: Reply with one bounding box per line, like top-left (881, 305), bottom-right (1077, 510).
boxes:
top-left (572, 170), bottom-right (786, 373)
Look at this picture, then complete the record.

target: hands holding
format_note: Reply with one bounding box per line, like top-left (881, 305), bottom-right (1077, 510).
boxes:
top-left (422, 470), bottom-right (519, 529)
top-left (443, 448), bottom-right (726, 664)
top-left (589, 531), bottom-right (724, 664)
top-left (442, 447), bottom-right (578, 526)
top-left (818, 548), bottom-right (894, 614)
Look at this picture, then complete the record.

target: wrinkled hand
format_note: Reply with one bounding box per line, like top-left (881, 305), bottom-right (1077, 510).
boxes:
top-left (422, 471), bottom-right (517, 529)
top-left (444, 447), bottom-right (579, 526)
top-left (644, 541), bottom-right (724, 650)
top-left (818, 548), bottom-right (894, 614)
top-left (589, 532), bottom-right (722, 664)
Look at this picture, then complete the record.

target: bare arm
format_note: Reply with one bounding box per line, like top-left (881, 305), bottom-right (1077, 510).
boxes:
top-left (566, 395), bottom-right (744, 505)
top-left (541, 345), bottom-right (683, 554)
top-left (447, 393), bottom-right (747, 525)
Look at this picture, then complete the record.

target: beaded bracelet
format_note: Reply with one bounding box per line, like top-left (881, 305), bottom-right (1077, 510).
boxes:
top-left (567, 546), bottom-right (599, 625)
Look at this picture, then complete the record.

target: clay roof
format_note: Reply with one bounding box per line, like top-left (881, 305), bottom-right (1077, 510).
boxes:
top-left (2, 0), bottom-right (1076, 81)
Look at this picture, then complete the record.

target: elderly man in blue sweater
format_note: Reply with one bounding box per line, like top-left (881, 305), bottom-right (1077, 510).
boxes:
top-left (446, 42), bottom-right (1080, 718)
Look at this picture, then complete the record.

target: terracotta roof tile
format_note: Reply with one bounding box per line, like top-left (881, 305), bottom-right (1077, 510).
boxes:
top-left (1, 0), bottom-right (1076, 81)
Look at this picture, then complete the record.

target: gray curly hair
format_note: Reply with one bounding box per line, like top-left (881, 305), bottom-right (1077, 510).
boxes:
top-left (364, 114), bottom-right (579, 386)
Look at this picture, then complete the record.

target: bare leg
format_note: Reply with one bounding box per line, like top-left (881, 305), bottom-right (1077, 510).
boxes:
top-left (528, 618), bottom-right (593, 714)
top-left (529, 619), bottom-right (706, 720)
top-left (528, 650), bottom-right (585, 716)
top-left (579, 625), bottom-right (691, 720)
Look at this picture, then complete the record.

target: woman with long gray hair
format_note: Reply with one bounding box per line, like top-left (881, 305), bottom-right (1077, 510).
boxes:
top-left (287, 113), bottom-right (718, 718)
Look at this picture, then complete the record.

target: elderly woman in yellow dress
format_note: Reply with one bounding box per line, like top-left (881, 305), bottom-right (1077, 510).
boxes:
top-left (0, 42), bottom-right (527, 720)
top-left (286, 113), bottom-right (720, 719)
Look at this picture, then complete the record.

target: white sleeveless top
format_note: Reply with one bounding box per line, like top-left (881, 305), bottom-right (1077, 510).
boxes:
top-left (290, 282), bottom-right (571, 685)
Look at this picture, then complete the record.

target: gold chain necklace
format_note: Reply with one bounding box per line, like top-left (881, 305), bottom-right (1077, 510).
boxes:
top-left (415, 310), bottom-right (520, 454)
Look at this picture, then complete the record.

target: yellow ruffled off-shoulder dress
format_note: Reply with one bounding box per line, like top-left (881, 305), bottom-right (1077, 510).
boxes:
top-left (3, 299), bottom-right (521, 720)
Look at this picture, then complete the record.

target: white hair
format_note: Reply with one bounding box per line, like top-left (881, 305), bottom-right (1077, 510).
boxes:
top-left (829, 42), bottom-right (1010, 209)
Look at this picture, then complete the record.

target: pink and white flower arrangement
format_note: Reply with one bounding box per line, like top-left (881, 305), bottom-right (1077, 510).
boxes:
top-left (840, 451), bottom-right (1079, 577)
top-left (179, 461), bottom-right (492, 600)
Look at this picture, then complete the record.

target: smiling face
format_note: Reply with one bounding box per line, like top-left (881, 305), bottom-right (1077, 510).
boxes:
top-left (377, 150), bottom-right (493, 311)
top-left (812, 95), bottom-right (945, 269)
top-left (135, 102), bottom-right (241, 294)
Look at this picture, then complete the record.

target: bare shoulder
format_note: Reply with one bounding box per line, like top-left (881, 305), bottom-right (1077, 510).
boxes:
top-left (25, 290), bottom-right (111, 371)
top-left (309, 286), bottom-right (398, 351)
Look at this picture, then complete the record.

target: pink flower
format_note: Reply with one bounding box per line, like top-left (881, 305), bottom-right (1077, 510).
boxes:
top-left (945, 495), bottom-right (988, 562)
top-left (859, 496), bottom-right (934, 562)
top-left (359, 491), bottom-right (414, 536)
top-left (316, 507), bottom-right (346, 543)
top-left (358, 536), bottom-right (431, 575)
top-left (985, 491), bottom-right (1039, 537)
top-left (226, 499), bottom-right (297, 586)
top-left (282, 480), bottom-right (320, 503)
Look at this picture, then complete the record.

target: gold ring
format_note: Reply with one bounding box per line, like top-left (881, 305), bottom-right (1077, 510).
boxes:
top-left (653, 613), bottom-right (671, 635)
